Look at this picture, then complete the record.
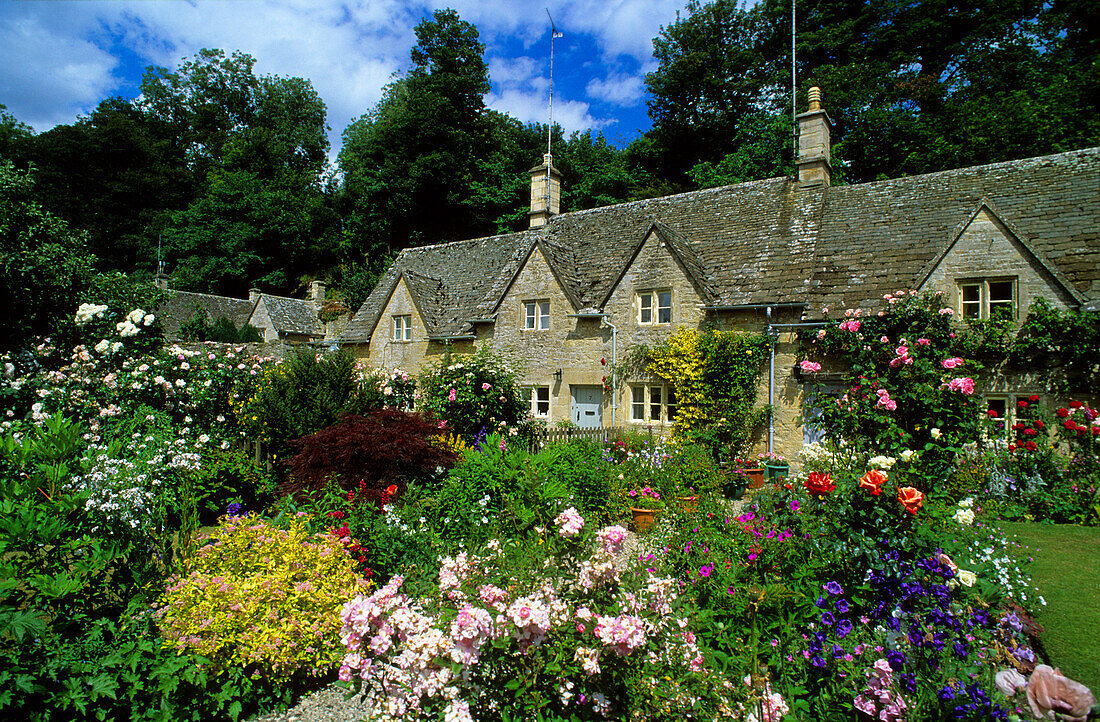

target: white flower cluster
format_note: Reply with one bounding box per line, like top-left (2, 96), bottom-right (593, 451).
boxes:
top-left (867, 455), bottom-right (896, 470)
top-left (951, 498), bottom-right (975, 526)
top-left (74, 303), bottom-right (108, 326)
top-left (116, 308), bottom-right (154, 337)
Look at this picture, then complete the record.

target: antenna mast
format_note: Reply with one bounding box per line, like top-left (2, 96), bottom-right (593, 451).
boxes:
top-left (546, 9), bottom-right (561, 161)
top-left (791, 0), bottom-right (797, 161)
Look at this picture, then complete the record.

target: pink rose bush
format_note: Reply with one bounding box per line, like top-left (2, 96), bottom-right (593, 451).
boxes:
top-left (854, 658), bottom-right (908, 722)
top-left (337, 510), bottom-right (730, 719)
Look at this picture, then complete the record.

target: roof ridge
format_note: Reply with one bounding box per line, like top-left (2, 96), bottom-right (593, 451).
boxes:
top-left (549, 176), bottom-right (789, 222)
top-left (831, 147), bottom-right (1100, 192)
top-left (170, 289), bottom-right (252, 303)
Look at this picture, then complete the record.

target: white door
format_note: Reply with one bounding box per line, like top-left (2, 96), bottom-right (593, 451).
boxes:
top-left (570, 386), bottom-right (603, 428)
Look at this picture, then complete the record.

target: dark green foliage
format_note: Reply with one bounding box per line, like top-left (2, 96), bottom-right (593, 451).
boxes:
top-left (417, 348), bottom-right (528, 440)
top-left (236, 349), bottom-right (379, 464)
top-left (283, 410), bottom-right (456, 501)
top-left (1009, 298), bottom-right (1100, 393)
top-left (0, 103), bottom-right (33, 162)
top-left (0, 162), bottom-right (97, 352)
top-left (178, 309), bottom-right (262, 343)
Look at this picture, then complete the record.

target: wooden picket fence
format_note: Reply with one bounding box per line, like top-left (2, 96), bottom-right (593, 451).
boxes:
top-left (527, 425), bottom-right (623, 453)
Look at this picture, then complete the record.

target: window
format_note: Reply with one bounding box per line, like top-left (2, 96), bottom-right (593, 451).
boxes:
top-left (528, 386), bottom-right (550, 418)
top-left (638, 291), bottom-right (672, 324)
top-left (524, 300), bottom-right (550, 330)
top-left (392, 315), bottom-right (412, 342)
top-left (958, 278), bottom-right (1016, 321)
top-left (985, 395), bottom-right (1041, 442)
top-left (630, 384), bottom-right (677, 423)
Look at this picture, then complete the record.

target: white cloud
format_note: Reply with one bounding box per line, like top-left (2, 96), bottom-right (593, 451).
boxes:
top-left (0, 12), bottom-right (121, 130)
top-left (487, 88), bottom-right (610, 133)
top-left (586, 73), bottom-right (644, 107)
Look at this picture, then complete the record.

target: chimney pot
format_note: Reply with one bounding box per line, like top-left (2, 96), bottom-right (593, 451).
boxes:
top-left (528, 154), bottom-right (563, 228)
top-left (249, 288), bottom-right (261, 304)
top-left (796, 86), bottom-right (833, 187)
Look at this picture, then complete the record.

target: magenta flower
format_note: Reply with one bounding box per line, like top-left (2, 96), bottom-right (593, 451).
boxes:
top-left (800, 360), bottom-right (822, 373)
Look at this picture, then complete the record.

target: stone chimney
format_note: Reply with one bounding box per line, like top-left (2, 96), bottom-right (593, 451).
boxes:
top-left (528, 153), bottom-right (562, 228)
top-left (310, 279), bottom-right (326, 311)
top-left (796, 86), bottom-right (833, 187)
top-left (154, 268), bottom-right (169, 291)
top-left (249, 288), bottom-right (261, 304)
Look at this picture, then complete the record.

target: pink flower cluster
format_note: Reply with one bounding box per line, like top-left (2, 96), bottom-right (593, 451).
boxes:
top-left (594, 614), bottom-right (647, 656)
top-left (875, 388), bottom-right (897, 411)
top-left (555, 507), bottom-right (585, 537)
top-left (941, 356), bottom-right (965, 369)
top-left (946, 376), bottom-right (975, 395)
top-left (839, 319), bottom-right (862, 333)
top-left (738, 675), bottom-right (790, 722)
top-left (889, 345), bottom-right (914, 369)
top-left (799, 360), bottom-right (822, 373)
top-left (596, 525), bottom-right (627, 556)
top-left (854, 658), bottom-right (908, 722)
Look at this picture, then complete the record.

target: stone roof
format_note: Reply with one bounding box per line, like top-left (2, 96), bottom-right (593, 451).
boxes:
top-left (158, 291), bottom-right (256, 337)
top-left (258, 294), bottom-right (323, 336)
top-left (341, 147), bottom-right (1100, 343)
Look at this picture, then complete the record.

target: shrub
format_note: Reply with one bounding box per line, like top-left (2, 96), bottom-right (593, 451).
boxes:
top-left (178, 310), bottom-right (262, 343)
top-left (156, 514), bottom-right (370, 682)
top-left (233, 348), bottom-right (377, 463)
top-left (283, 410), bottom-right (455, 502)
top-left (417, 347), bottom-right (527, 439)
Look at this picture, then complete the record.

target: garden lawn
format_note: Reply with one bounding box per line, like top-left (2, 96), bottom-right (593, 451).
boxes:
top-left (1001, 521), bottom-right (1100, 695)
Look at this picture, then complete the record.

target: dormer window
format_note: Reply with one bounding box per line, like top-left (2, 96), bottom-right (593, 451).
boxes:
top-left (392, 315), bottom-right (412, 341)
top-left (959, 278), bottom-right (1016, 321)
top-left (524, 300), bottom-right (550, 330)
top-left (638, 290), bottom-right (672, 324)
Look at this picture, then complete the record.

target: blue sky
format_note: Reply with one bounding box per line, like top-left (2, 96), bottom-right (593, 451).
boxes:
top-left (0, 0), bottom-right (691, 159)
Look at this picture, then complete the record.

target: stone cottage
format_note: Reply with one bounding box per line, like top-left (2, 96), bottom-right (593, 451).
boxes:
top-left (339, 89), bottom-right (1100, 460)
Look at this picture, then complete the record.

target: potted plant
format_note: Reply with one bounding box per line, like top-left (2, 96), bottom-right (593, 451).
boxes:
top-left (759, 452), bottom-right (789, 482)
top-left (628, 486), bottom-right (665, 532)
top-left (731, 457), bottom-right (767, 490)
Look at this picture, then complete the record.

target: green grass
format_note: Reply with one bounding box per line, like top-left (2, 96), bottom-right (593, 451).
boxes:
top-left (1001, 521), bottom-right (1100, 695)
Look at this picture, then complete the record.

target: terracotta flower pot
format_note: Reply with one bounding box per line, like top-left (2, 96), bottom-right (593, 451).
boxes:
top-left (631, 507), bottom-right (660, 533)
top-left (744, 468), bottom-right (767, 489)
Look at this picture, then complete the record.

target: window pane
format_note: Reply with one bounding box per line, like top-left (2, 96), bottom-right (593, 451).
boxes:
top-left (658, 292), bottom-right (672, 324)
top-left (961, 284), bottom-right (981, 319)
top-left (667, 388), bottom-right (678, 422)
top-left (987, 398), bottom-right (1007, 436)
top-left (539, 301), bottom-right (550, 330)
top-left (525, 302), bottom-right (535, 329)
top-left (650, 386), bottom-right (662, 421)
top-left (989, 281), bottom-right (1013, 302)
top-left (631, 386), bottom-right (645, 420)
top-left (535, 387), bottom-right (550, 416)
top-left (639, 293), bottom-right (652, 323)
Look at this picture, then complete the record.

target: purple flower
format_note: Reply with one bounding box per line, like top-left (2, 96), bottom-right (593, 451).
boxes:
top-left (953, 640), bottom-right (969, 659)
top-left (836, 619), bottom-right (853, 639)
top-left (811, 655), bottom-right (826, 668)
top-left (824, 581), bottom-right (843, 596)
top-left (938, 684), bottom-right (957, 701)
top-left (835, 598), bottom-right (849, 614)
top-left (820, 612), bottom-right (835, 626)
top-left (790, 500), bottom-right (800, 512)
top-left (886, 650), bottom-right (906, 670)
top-left (226, 502), bottom-right (243, 516)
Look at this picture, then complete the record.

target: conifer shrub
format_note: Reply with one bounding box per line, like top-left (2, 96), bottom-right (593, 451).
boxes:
top-left (156, 514), bottom-right (370, 682)
top-left (282, 410), bottom-right (455, 502)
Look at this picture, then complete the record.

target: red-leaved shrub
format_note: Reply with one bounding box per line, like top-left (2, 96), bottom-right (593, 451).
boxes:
top-left (283, 411), bottom-right (455, 501)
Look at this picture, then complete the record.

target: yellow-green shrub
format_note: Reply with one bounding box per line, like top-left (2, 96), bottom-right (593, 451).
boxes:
top-left (156, 514), bottom-right (370, 681)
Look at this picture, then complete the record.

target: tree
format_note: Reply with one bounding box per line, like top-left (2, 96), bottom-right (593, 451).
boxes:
top-left (0, 104), bottom-right (33, 162)
top-left (338, 9), bottom-right (495, 257)
top-left (0, 162), bottom-right (96, 350)
top-left (644, 0), bottom-right (1099, 184)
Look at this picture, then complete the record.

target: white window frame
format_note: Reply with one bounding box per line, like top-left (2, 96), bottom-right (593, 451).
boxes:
top-left (629, 384), bottom-right (677, 423)
top-left (985, 394), bottom-right (1041, 442)
top-left (524, 300), bottom-right (550, 330)
top-left (958, 278), bottom-right (1017, 322)
top-left (528, 386), bottom-right (550, 418)
top-left (392, 315), bottom-right (412, 342)
top-left (637, 290), bottom-right (672, 325)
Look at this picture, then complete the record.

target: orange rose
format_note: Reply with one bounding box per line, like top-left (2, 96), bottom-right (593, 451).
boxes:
top-left (897, 486), bottom-right (924, 515)
top-left (859, 469), bottom-right (888, 496)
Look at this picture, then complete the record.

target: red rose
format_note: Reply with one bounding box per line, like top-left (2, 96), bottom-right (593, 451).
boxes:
top-left (1035, 420), bottom-right (1045, 429)
top-left (860, 469), bottom-right (888, 496)
top-left (1070, 400), bottom-right (1083, 409)
top-left (1056, 408), bottom-right (1070, 418)
top-left (987, 409), bottom-right (999, 418)
top-left (1028, 395), bottom-right (1040, 402)
top-left (1024, 428), bottom-right (1037, 436)
top-left (1017, 400), bottom-right (1028, 408)
top-left (804, 472), bottom-right (836, 495)
top-left (1064, 420), bottom-right (1076, 430)
top-left (897, 486), bottom-right (924, 515)
top-left (1025, 441), bottom-right (1037, 451)
top-left (1008, 443), bottom-right (1017, 452)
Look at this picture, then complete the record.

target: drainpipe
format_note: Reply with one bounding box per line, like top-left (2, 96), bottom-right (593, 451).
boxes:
top-left (606, 317), bottom-right (618, 427)
top-left (767, 306), bottom-right (775, 455)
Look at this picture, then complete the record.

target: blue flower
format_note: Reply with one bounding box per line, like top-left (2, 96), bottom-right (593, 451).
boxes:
top-left (835, 598), bottom-right (850, 614)
top-left (938, 684), bottom-right (957, 701)
top-left (820, 611), bottom-right (836, 626)
top-left (226, 502), bottom-right (243, 516)
top-left (836, 619), bottom-right (853, 639)
top-left (953, 640), bottom-right (969, 659)
top-left (815, 595), bottom-right (828, 609)
top-left (811, 655), bottom-right (826, 668)
top-left (824, 581), bottom-right (844, 596)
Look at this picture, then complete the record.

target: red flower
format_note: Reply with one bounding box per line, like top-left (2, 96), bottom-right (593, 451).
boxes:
top-left (1008, 443), bottom-right (1017, 452)
top-left (1025, 441), bottom-right (1037, 451)
top-left (987, 409), bottom-right (999, 418)
top-left (1028, 395), bottom-right (1040, 402)
top-left (1064, 420), bottom-right (1077, 430)
top-left (1024, 428), bottom-right (1037, 436)
top-left (897, 487), bottom-right (924, 515)
top-left (600, 357), bottom-right (606, 365)
top-left (386, 484), bottom-right (399, 497)
top-left (1035, 420), bottom-right (1045, 429)
top-left (1017, 400), bottom-right (1029, 408)
top-left (1056, 408), bottom-right (1070, 418)
top-left (1070, 400), bottom-right (1083, 409)
top-left (860, 469), bottom-right (888, 496)
top-left (804, 472), bottom-right (836, 495)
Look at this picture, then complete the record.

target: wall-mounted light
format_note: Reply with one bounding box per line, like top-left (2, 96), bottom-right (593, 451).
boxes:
top-left (553, 368), bottom-right (563, 383)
